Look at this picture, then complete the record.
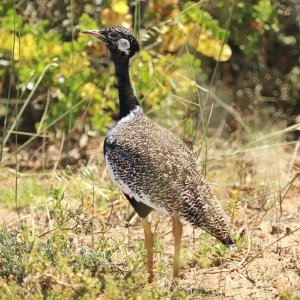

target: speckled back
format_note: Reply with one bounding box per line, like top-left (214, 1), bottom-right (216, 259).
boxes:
top-left (104, 107), bottom-right (233, 245)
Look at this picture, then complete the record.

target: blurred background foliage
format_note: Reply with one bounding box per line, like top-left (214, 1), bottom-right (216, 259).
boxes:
top-left (0, 0), bottom-right (299, 167)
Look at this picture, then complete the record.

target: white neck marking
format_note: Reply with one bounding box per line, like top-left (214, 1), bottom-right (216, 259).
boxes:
top-left (118, 106), bottom-right (143, 125)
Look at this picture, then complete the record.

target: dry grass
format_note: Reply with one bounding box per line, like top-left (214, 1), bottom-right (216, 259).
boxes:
top-left (0, 135), bottom-right (299, 299)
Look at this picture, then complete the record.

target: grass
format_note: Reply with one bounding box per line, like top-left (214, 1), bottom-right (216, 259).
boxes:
top-left (0, 2), bottom-right (299, 298)
top-left (0, 173), bottom-right (47, 209)
top-left (0, 163), bottom-right (240, 299)
top-left (0, 137), bottom-right (299, 298)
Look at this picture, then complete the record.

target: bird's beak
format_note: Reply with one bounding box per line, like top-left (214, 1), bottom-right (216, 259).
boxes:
top-left (81, 30), bottom-right (105, 41)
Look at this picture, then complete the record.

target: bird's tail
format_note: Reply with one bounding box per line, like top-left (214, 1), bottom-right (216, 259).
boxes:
top-left (181, 191), bottom-right (237, 250)
top-left (219, 235), bottom-right (238, 251)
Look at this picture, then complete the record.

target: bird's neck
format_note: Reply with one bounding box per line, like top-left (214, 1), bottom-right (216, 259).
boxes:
top-left (114, 59), bottom-right (139, 120)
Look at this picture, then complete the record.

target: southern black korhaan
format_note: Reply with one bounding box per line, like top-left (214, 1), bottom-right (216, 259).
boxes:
top-left (82, 26), bottom-right (237, 283)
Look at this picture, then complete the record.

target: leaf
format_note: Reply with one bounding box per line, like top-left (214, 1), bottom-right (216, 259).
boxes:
top-left (112, 1), bottom-right (129, 15)
top-left (79, 13), bottom-right (98, 30)
top-left (160, 23), bottom-right (232, 61)
top-left (186, 24), bottom-right (232, 62)
top-left (101, 8), bottom-right (132, 28)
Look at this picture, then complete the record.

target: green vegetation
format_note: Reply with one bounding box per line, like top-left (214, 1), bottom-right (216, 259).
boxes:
top-left (0, 175), bottom-right (46, 209)
top-left (1, 0), bottom-right (298, 147)
top-left (0, 169), bottom-right (241, 299)
top-left (0, 0), bottom-right (299, 298)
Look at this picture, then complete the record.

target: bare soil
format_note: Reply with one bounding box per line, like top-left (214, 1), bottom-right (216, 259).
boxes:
top-left (119, 190), bottom-right (300, 299)
top-left (2, 192), bottom-right (299, 299)
top-left (0, 144), bottom-right (299, 299)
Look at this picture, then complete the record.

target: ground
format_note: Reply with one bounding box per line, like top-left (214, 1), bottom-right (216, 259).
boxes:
top-left (0, 140), bottom-right (299, 299)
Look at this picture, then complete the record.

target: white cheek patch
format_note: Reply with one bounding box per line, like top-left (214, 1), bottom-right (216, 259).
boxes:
top-left (117, 38), bottom-right (130, 55)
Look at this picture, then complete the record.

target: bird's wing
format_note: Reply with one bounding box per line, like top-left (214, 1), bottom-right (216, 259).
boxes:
top-left (104, 114), bottom-right (200, 214)
top-left (105, 114), bottom-right (232, 244)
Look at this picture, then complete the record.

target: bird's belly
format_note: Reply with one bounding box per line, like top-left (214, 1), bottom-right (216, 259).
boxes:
top-left (105, 154), bottom-right (170, 215)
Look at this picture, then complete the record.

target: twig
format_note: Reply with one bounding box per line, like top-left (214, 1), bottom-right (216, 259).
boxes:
top-left (242, 226), bottom-right (300, 268)
top-left (52, 133), bottom-right (65, 179)
top-left (43, 273), bottom-right (79, 289)
top-left (203, 212), bottom-right (251, 275)
top-left (279, 172), bottom-right (300, 218)
top-left (247, 123), bottom-right (300, 147)
top-left (225, 172), bottom-right (300, 209)
top-left (97, 197), bottom-right (114, 249)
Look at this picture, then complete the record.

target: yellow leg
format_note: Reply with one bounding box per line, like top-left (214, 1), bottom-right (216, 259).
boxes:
top-left (141, 218), bottom-right (154, 283)
top-left (172, 216), bottom-right (183, 279)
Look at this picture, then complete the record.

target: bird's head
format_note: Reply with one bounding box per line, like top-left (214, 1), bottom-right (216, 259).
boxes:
top-left (82, 26), bottom-right (139, 61)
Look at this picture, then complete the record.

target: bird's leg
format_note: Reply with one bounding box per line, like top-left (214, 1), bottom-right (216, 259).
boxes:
top-left (141, 218), bottom-right (154, 283)
top-left (172, 216), bottom-right (183, 279)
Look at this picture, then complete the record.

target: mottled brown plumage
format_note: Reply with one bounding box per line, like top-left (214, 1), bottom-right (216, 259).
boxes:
top-left (83, 26), bottom-right (236, 282)
top-left (104, 106), bottom-right (235, 247)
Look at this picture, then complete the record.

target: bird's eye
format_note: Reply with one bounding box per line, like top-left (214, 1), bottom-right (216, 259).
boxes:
top-left (108, 32), bottom-right (120, 39)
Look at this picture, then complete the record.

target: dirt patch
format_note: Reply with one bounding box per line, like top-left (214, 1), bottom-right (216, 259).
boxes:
top-left (185, 192), bottom-right (300, 299)
top-left (102, 190), bottom-right (300, 299)
top-left (0, 145), bottom-right (299, 299)
top-left (0, 208), bottom-right (20, 227)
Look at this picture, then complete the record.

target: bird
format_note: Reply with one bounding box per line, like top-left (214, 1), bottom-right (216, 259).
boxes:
top-left (82, 26), bottom-right (237, 283)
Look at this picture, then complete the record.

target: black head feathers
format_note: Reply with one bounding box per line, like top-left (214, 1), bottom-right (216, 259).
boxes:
top-left (82, 26), bottom-right (139, 60)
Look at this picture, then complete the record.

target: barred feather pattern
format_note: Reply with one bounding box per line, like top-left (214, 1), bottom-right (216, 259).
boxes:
top-left (104, 106), bottom-right (234, 245)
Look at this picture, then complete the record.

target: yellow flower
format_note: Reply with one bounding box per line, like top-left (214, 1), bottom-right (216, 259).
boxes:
top-left (112, 0), bottom-right (129, 14)
top-left (0, 30), bottom-right (38, 61)
top-left (0, 30), bottom-right (13, 51)
top-left (44, 43), bottom-right (63, 57)
top-left (20, 33), bottom-right (38, 60)
top-left (79, 82), bottom-right (97, 100)
top-left (101, 1), bottom-right (132, 29)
